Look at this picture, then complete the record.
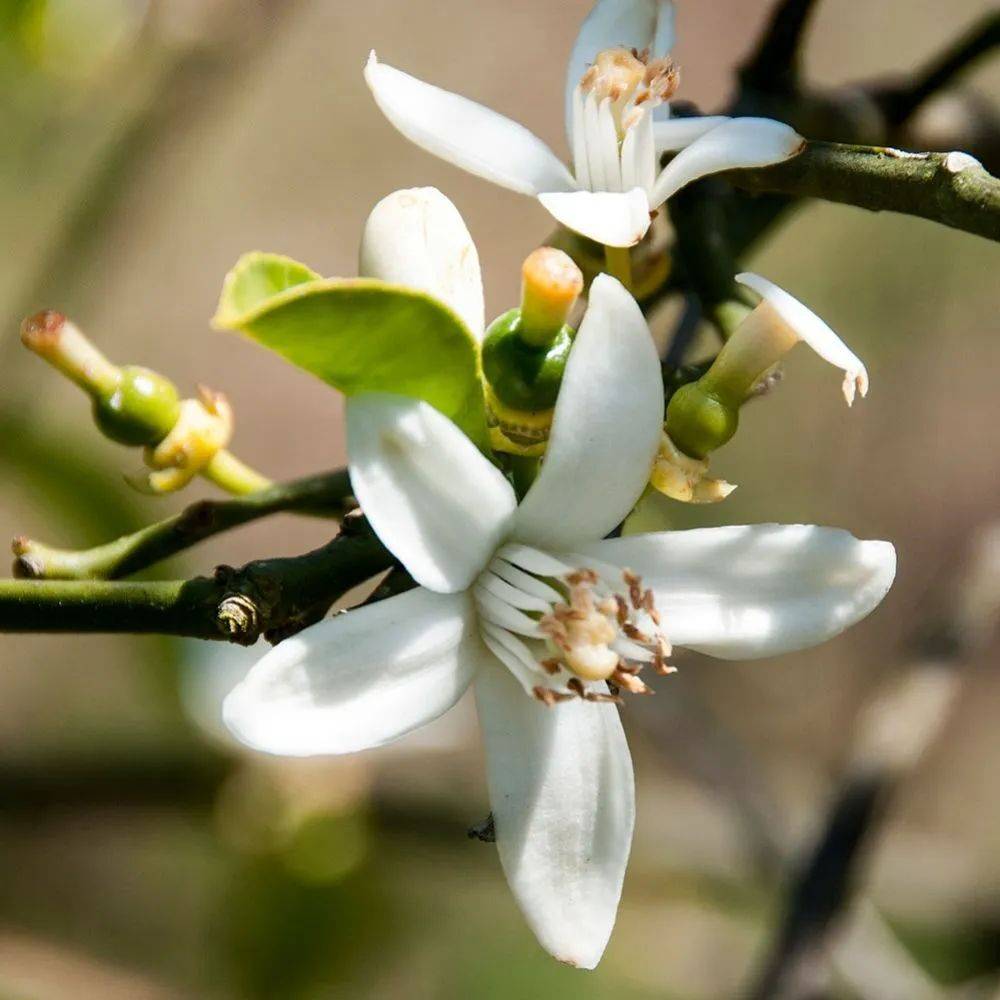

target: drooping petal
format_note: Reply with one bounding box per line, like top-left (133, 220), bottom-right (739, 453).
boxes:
top-left (366, 53), bottom-right (576, 197)
top-left (475, 658), bottom-right (635, 969)
top-left (538, 189), bottom-right (651, 247)
top-left (649, 117), bottom-right (804, 208)
top-left (224, 589), bottom-right (483, 756)
top-left (736, 272), bottom-right (869, 405)
top-left (512, 274), bottom-right (664, 549)
top-left (347, 394), bottom-right (517, 593)
top-left (359, 187), bottom-right (485, 339)
top-left (565, 0), bottom-right (676, 143)
top-left (652, 115), bottom-right (732, 153)
top-left (576, 524), bottom-right (896, 658)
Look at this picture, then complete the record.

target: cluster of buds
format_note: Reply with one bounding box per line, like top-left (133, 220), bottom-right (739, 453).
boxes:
top-left (20, 310), bottom-right (234, 494)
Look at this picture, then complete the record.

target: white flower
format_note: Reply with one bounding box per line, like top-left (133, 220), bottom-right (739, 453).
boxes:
top-left (223, 193), bottom-right (896, 966)
top-left (364, 0), bottom-right (804, 247)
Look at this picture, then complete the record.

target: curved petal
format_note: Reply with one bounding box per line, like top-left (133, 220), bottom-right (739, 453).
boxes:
top-left (652, 115), bottom-right (732, 153)
top-left (359, 187), bottom-right (485, 340)
top-left (649, 117), bottom-right (804, 208)
top-left (538, 188), bottom-right (651, 248)
top-left (512, 274), bottom-right (664, 549)
top-left (347, 394), bottom-right (517, 593)
top-left (365, 53), bottom-right (575, 197)
top-left (475, 659), bottom-right (634, 969)
top-left (576, 524), bottom-right (896, 658)
top-left (736, 272), bottom-right (869, 405)
top-left (565, 0), bottom-right (676, 144)
top-left (224, 589), bottom-right (483, 756)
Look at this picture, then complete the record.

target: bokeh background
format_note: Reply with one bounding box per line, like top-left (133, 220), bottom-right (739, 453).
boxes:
top-left (1, 1), bottom-right (999, 997)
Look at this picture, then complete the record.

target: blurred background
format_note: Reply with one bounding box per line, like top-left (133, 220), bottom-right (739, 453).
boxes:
top-left (1, 0), bottom-right (999, 997)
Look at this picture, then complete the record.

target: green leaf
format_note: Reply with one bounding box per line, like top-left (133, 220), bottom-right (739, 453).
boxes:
top-left (213, 253), bottom-right (489, 451)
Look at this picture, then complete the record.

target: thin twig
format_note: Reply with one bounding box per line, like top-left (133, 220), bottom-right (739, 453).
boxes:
top-left (12, 469), bottom-right (354, 580)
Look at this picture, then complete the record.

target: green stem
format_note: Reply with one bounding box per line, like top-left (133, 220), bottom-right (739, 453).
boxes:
top-left (720, 141), bottom-right (1000, 242)
top-left (0, 520), bottom-right (393, 642)
top-left (13, 469), bottom-right (354, 581)
top-left (201, 449), bottom-right (273, 494)
top-left (602, 245), bottom-right (634, 291)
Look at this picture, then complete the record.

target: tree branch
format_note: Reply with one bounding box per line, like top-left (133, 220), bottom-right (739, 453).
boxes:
top-left (721, 141), bottom-right (1000, 242)
top-left (0, 517), bottom-right (393, 643)
top-left (739, 0), bottom-right (821, 92)
top-left (12, 469), bottom-right (354, 580)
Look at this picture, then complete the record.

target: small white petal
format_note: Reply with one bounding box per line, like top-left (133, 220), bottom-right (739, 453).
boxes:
top-left (652, 115), bottom-right (732, 153)
top-left (366, 52), bottom-right (576, 197)
top-left (649, 117), bottom-right (804, 208)
top-left (583, 93), bottom-right (608, 191)
top-left (224, 589), bottom-right (481, 756)
top-left (597, 98), bottom-right (621, 192)
top-left (579, 525), bottom-right (896, 658)
top-left (565, 0), bottom-right (676, 143)
top-left (572, 88), bottom-right (592, 189)
top-left (347, 394), bottom-right (517, 593)
top-left (475, 659), bottom-right (635, 969)
top-left (513, 274), bottom-right (664, 548)
top-left (359, 187), bottom-right (485, 339)
top-left (538, 188), bottom-right (651, 247)
top-left (736, 272), bottom-right (870, 405)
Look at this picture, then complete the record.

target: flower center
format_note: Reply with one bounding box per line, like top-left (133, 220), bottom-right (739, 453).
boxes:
top-left (572, 47), bottom-right (679, 195)
top-left (472, 542), bottom-right (674, 706)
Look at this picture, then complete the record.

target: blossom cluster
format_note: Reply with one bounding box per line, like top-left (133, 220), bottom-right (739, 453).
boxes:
top-left (220, 0), bottom-right (896, 970)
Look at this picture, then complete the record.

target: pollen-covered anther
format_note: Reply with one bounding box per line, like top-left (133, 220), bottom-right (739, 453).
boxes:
top-left (533, 686), bottom-right (576, 706)
top-left (611, 667), bottom-right (653, 695)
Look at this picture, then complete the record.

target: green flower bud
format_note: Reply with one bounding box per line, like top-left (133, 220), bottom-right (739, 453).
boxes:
top-left (663, 382), bottom-right (739, 461)
top-left (92, 366), bottom-right (181, 446)
top-left (482, 309), bottom-right (573, 412)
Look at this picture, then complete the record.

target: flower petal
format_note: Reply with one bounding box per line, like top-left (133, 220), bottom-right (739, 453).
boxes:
top-left (475, 659), bottom-right (634, 969)
top-left (359, 187), bottom-right (485, 340)
top-left (365, 52), bottom-right (575, 197)
top-left (576, 524), bottom-right (896, 658)
top-left (224, 589), bottom-right (482, 756)
top-left (649, 117), bottom-right (804, 208)
top-left (652, 115), bottom-right (732, 153)
top-left (512, 274), bottom-right (664, 548)
top-left (736, 272), bottom-right (869, 405)
top-left (537, 189), bottom-right (651, 247)
top-left (565, 0), bottom-right (676, 143)
top-left (347, 394), bottom-right (517, 593)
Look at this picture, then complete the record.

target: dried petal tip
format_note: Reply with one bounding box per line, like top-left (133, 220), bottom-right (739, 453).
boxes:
top-left (20, 309), bottom-right (66, 351)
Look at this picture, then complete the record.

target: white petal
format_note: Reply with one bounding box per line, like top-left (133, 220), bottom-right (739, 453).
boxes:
top-left (347, 394), bottom-right (517, 593)
top-left (513, 274), bottom-right (664, 548)
top-left (736, 272), bottom-right (870, 405)
top-left (649, 117), bottom-right (804, 208)
top-left (359, 186), bottom-right (485, 339)
top-left (223, 589), bottom-right (481, 756)
top-left (538, 188), bottom-right (651, 247)
top-left (565, 0), bottom-right (676, 143)
top-left (366, 52), bottom-right (575, 197)
top-left (578, 525), bottom-right (896, 658)
top-left (652, 115), bottom-right (732, 153)
top-left (475, 659), bottom-right (635, 969)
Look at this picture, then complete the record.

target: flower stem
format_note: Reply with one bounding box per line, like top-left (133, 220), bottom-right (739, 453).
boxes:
top-left (201, 449), bottom-right (273, 494)
top-left (602, 245), bottom-right (634, 291)
top-left (13, 469), bottom-right (355, 581)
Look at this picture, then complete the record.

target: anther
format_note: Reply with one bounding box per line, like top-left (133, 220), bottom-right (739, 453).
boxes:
top-left (533, 686), bottom-right (576, 706)
top-left (611, 668), bottom-right (653, 695)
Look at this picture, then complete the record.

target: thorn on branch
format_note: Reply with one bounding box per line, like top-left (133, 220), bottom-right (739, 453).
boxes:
top-left (739, 0), bottom-right (821, 93)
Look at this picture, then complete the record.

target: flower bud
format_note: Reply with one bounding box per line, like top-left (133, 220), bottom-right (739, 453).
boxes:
top-left (93, 366), bottom-right (181, 446)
